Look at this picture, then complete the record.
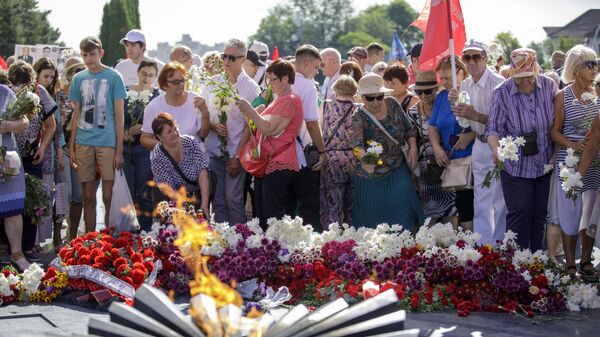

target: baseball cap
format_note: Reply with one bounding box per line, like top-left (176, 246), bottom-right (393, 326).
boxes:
top-left (250, 42), bottom-right (269, 57)
top-left (246, 50), bottom-right (265, 66)
top-left (120, 29), bottom-right (146, 45)
top-left (462, 39), bottom-right (489, 56)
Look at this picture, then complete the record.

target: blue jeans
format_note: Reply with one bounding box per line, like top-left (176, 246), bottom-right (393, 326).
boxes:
top-left (123, 144), bottom-right (153, 231)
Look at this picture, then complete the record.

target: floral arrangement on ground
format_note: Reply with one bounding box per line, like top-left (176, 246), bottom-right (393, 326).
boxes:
top-left (0, 264), bottom-right (67, 305)
top-left (146, 202), bottom-right (600, 318)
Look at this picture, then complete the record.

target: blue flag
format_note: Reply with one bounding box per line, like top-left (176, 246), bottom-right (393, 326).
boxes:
top-left (388, 31), bottom-right (408, 63)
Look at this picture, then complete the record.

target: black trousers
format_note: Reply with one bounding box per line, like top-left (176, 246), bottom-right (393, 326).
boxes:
top-left (20, 158), bottom-right (42, 253)
top-left (255, 169), bottom-right (295, 230)
top-left (286, 167), bottom-right (321, 231)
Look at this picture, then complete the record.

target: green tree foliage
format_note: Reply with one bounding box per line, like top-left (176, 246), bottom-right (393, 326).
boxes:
top-left (0, 0), bottom-right (60, 58)
top-left (99, 0), bottom-right (141, 67)
top-left (251, 0), bottom-right (419, 57)
top-left (527, 41), bottom-right (546, 68)
top-left (493, 31), bottom-right (521, 62)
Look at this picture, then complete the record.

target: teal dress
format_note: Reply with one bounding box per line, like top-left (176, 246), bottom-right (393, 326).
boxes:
top-left (352, 97), bottom-right (425, 229)
top-left (0, 85), bottom-right (25, 218)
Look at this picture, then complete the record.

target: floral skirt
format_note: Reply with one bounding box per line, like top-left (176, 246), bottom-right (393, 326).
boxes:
top-left (352, 162), bottom-right (425, 230)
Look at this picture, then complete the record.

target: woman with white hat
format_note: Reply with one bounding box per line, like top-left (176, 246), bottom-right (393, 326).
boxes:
top-left (351, 73), bottom-right (424, 229)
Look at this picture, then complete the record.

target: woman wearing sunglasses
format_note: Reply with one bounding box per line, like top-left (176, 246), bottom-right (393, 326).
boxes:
top-left (427, 57), bottom-right (476, 229)
top-left (351, 73), bottom-right (424, 229)
top-left (549, 45), bottom-right (599, 281)
top-left (406, 70), bottom-right (456, 224)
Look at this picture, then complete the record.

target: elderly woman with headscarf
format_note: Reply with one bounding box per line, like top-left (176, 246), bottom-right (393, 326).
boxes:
top-left (351, 73), bottom-right (424, 229)
top-left (550, 45), bottom-right (599, 280)
top-left (486, 48), bottom-right (558, 251)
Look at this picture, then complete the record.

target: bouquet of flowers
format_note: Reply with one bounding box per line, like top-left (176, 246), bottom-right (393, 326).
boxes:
top-left (212, 80), bottom-right (240, 160)
top-left (124, 90), bottom-right (153, 143)
top-left (354, 140), bottom-right (384, 174)
top-left (57, 228), bottom-right (159, 294)
top-left (0, 266), bottom-right (20, 306)
top-left (483, 136), bottom-right (526, 188)
top-left (21, 264), bottom-right (68, 303)
top-left (24, 173), bottom-right (51, 224)
top-left (0, 86), bottom-right (40, 122)
top-left (559, 148), bottom-right (583, 200)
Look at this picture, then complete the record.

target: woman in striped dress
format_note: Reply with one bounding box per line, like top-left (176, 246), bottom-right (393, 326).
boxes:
top-left (550, 45), bottom-right (599, 280)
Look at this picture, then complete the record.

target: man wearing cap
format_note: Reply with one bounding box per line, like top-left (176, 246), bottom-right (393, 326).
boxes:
top-left (115, 29), bottom-right (164, 86)
top-left (348, 46), bottom-right (368, 73)
top-left (406, 43), bottom-right (422, 86)
top-left (243, 50), bottom-right (266, 89)
top-left (449, 39), bottom-right (506, 246)
top-left (486, 48), bottom-right (557, 251)
top-left (320, 48), bottom-right (341, 101)
top-left (550, 51), bottom-right (566, 88)
top-left (249, 42), bottom-right (269, 86)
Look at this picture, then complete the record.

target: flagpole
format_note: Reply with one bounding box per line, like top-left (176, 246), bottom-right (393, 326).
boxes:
top-left (447, 0), bottom-right (458, 90)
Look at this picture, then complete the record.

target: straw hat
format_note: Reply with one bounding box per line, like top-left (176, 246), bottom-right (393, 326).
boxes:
top-left (413, 71), bottom-right (439, 90)
top-left (356, 73), bottom-right (393, 96)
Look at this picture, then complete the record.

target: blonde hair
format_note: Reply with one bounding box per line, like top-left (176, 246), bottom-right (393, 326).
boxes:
top-left (562, 44), bottom-right (597, 83)
top-left (333, 75), bottom-right (358, 97)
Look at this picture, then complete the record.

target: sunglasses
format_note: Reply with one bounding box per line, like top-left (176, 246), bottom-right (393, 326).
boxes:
top-left (462, 54), bottom-right (483, 63)
top-left (166, 79), bottom-right (186, 86)
top-left (221, 53), bottom-right (244, 62)
top-left (583, 60), bottom-right (598, 70)
top-left (364, 94), bottom-right (385, 102)
top-left (415, 88), bottom-right (434, 96)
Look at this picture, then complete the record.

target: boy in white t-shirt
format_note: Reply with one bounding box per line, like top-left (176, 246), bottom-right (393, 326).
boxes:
top-left (115, 29), bottom-right (164, 87)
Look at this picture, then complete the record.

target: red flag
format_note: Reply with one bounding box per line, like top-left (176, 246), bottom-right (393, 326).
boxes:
top-left (418, 0), bottom-right (466, 71)
top-left (271, 47), bottom-right (279, 61)
top-left (0, 56), bottom-right (7, 70)
top-left (410, 0), bottom-right (431, 32)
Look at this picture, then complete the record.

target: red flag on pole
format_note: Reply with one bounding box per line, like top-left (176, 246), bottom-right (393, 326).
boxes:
top-left (410, 0), bottom-right (431, 32)
top-left (417, 0), bottom-right (466, 71)
top-left (0, 56), bottom-right (7, 70)
top-left (271, 47), bottom-right (279, 61)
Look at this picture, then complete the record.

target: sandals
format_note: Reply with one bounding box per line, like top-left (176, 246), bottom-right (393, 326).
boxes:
top-left (566, 265), bottom-right (578, 280)
top-left (579, 261), bottom-right (600, 283)
top-left (10, 252), bottom-right (30, 272)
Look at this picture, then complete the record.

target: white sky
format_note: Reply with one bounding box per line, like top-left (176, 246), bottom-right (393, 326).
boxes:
top-left (37, 0), bottom-right (599, 50)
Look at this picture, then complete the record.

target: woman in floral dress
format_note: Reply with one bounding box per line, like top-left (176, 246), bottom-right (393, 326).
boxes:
top-left (320, 75), bottom-right (359, 226)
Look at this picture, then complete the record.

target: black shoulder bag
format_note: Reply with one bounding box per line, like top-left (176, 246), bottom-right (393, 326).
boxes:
top-left (158, 144), bottom-right (199, 187)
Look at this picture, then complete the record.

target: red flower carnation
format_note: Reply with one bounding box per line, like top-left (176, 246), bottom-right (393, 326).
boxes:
top-left (132, 269), bottom-right (145, 284)
top-left (113, 257), bottom-right (128, 269)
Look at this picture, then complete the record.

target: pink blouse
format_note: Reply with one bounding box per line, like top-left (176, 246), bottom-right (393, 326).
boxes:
top-left (258, 93), bottom-right (304, 174)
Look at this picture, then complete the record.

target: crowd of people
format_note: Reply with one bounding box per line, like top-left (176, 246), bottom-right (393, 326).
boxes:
top-left (0, 29), bottom-right (599, 282)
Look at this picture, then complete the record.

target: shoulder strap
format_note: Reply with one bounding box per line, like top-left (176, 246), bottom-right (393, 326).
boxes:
top-left (360, 107), bottom-right (399, 145)
top-left (400, 94), bottom-right (414, 113)
top-left (447, 128), bottom-right (467, 158)
top-left (159, 144), bottom-right (199, 186)
top-left (324, 101), bottom-right (354, 148)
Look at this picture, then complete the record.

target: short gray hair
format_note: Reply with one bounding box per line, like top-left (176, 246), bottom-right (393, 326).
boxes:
top-left (170, 45), bottom-right (193, 61)
top-left (562, 44), bottom-right (597, 83)
top-left (320, 48), bottom-right (341, 63)
top-left (371, 62), bottom-right (388, 75)
top-left (224, 38), bottom-right (247, 56)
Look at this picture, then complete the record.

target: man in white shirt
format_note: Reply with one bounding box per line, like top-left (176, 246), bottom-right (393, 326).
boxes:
top-left (319, 48), bottom-right (341, 101)
top-left (203, 39), bottom-right (260, 224)
top-left (449, 40), bottom-right (507, 245)
top-left (365, 43), bottom-right (385, 74)
top-left (289, 44), bottom-right (326, 229)
top-left (249, 41), bottom-right (269, 88)
top-left (115, 29), bottom-right (164, 86)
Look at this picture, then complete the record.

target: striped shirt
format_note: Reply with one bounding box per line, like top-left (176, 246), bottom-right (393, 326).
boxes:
top-left (486, 75), bottom-right (557, 179)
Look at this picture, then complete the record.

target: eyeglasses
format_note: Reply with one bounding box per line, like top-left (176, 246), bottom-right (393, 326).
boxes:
top-left (364, 94), bottom-right (385, 102)
top-left (462, 54), bottom-right (483, 63)
top-left (221, 53), bottom-right (244, 62)
top-left (166, 79), bottom-right (186, 86)
top-left (583, 60), bottom-right (598, 70)
top-left (415, 88), bottom-right (434, 96)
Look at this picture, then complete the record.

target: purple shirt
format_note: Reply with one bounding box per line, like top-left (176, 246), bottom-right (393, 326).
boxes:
top-left (486, 75), bottom-right (557, 179)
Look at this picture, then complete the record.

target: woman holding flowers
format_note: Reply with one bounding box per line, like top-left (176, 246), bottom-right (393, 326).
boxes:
top-left (8, 60), bottom-right (57, 262)
top-left (487, 48), bottom-right (557, 251)
top-left (236, 59), bottom-right (304, 228)
top-left (123, 59), bottom-right (160, 231)
top-left (0, 84), bottom-right (31, 271)
top-left (351, 73), bottom-right (424, 229)
top-left (549, 45), bottom-right (599, 280)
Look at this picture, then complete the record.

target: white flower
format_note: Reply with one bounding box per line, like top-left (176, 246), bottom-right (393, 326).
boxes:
top-left (521, 270), bottom-right (532, 282)
top-left (246, 218), bottom-right (263, 235)
top-left (21, 263), bottom-right (45, 296)
top-left (497, 136), bottom-right (525, 162)
top-left (0, 273), bottom-right (19, 297)
top-left (448, 245), bottom-right (482, 266)
top-left (26, 91), bottom-right (40, 106)
top-left (564, 148), bottom-right (580, 167)
top-left (565, 283), bottom-right (600, 311)
top-left (543, 164), bottom-right (554, 174)
top-left (246, 234), bottom-right (262, 249)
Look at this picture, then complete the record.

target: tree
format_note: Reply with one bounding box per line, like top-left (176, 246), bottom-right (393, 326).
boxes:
top-left (0, 0), bottom-right (60, 58)
top-left (493, 32), bottom-right (521, 62)
top-left (386, 0), bottom-right (423, 46)
top-left (527, 41), bottom-right (546, 68)
top-left (338, 32), bottom-right (383, 55)
top-left (99, 0), bottom-right (141, 67)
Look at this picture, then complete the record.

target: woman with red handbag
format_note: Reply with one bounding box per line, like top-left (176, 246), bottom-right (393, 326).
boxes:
top-left (235, 59), bottom-right (304, 228)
